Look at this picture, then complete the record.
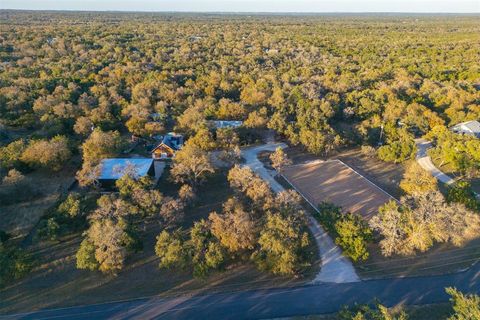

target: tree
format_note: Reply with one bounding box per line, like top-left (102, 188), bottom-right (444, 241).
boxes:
top-left (87, 219), bottom-right (127, 274)
top-left (190, 219), bottom-right (226, 278)
top-left (2, 169), bottom-right (25, 186)
top-left (116, 174), bottom-right (165, 217)
top-left (446, 287), bottom-right (480, 320)
top-left (446, 181), bottom-right (480, 211)
top-left (178, 184), bottom-right (196, 205)
top-left (269, 147), bottom-right (292, 174)
top-left (80, 129), bottom-right (124, 166)
top-left (187, 127), bottom-right (215, 151)
top-left (76, 238), bottom-right (99, 271)
top-left (155, 229), bottom-right (190, 269)
top-left (20, 136), bottom-right (71, 171)
top-left (209, 198), bottom-right (256, 253)
top-left (369, 200), bottom-right (410, 257)
top-left (399, 161), bottom-right (438, 195)
top-left (0, 139), bottom-right (26, 169)
top-left (371, 192), bottom-right (480, 257)
top-left (216, 127), bottom-right (241, 165)
top-left (77, 129), bottom-right (124, 186)
top-left (170, 143), bottom-right (215, 187)
top-left (159, 197), bottom-right (185, 227)
top-left (377, 139), bottom-right (416, 163)
top-left (57, 193), bottom-right (82, 218)
top-left (73, 116), bottom-right (94, 136)
top-left (227, 165), bottom-right (273, 209)
top-left (253, 212), bottom-right (310, 275)
top-left (0, 243), bottom-right (32, 287)
top-left (335, 214), bottom-right (372, 262)
top-left (175, 103), bottom-right (208, 135)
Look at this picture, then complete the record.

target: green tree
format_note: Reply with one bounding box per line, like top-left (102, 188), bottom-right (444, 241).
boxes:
top-left (190, 219), bottom-right (226, 278)
top-left (335, 214), bottom-right (372, 262)
top-left (0, 139), bottom-right (26, 169)
top-left (0, 243), bottom-right (32, 287)
top-left (76, 238), bottom-right (99, 271)
top-left (446, 181), bottom-right (480, 211)
top-left (253, 212), bottom-right (309, 275)
top-left (155, 229), bottom-right (190, 269)
top-left (446, 287), bottom-right (480, 320)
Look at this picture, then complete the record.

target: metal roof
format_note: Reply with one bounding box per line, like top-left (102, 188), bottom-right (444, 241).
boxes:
top-left (98, 158), bottom-right (153, 180)
top-left (210, 120), bottom-right (243, 129)
top-left (451, 120), bottom-right (480, 137)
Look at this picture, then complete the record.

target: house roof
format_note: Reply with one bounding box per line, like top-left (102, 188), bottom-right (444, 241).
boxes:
top-left (151, 133), bottom-right (184, 153)
top-left (98, 158), bottom-right (153, 180)
top-left (210, 120), bottom-right (243, 129)
top-left (451, 120), bottom-right (480, 136)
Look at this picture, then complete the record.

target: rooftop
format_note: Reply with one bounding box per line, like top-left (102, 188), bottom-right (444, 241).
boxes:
top-left (451, 120), bottom-right (480, 137)
top-left (210, 120), bottom-right (243, 129)
top-left (98, 158), bottom-right (154, 180)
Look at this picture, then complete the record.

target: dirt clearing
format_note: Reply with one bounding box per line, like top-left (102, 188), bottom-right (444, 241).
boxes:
top-left (282, 160), bottom-right (396, 219)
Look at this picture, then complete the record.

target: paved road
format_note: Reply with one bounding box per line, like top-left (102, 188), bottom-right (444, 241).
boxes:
top-left (415, 139), bottom-right (455, 185)
top-left (241, 143), bottom-right (359, 284)
top-left (2, 263), bottom-right (478, 319)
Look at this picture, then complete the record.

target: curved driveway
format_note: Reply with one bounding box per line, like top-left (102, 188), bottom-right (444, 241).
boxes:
top-left (415, 139), bottom-right (455, 185)
top-left (2, 263), bottom-right (478, 319)
top-left (3, 143), bottom-right (478, 319)
top-left (242, 143), bottom-right (359, 284)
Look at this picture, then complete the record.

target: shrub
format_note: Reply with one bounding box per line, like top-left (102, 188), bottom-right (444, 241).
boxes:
top-left (316, 202), bottom-right (372, 262)
top-left (335, 214), bottom-right (372, 262)
top-left (377, 139), bottom-right (416, 163)
top-left (446, 181), bottom-right (480, 212)
top-left (0, 243), bottom-right (33, 287)
top-left (76, 238), bottom-right (99, 271)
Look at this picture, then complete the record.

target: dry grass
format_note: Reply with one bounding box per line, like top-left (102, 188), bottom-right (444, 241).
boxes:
top-left (355, 237), bottom-right (480, 279)
top-left (0, 168), bottom-right (318, 314)
top-left (0, 164), bottom-right (77, 237)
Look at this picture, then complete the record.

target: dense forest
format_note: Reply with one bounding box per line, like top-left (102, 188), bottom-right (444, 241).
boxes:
top-left (1, 11), bottom-right (479, 298)
top-left (1, 12), bottom-right (479, 151)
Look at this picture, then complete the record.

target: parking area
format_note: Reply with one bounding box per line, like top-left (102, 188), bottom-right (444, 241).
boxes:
top-left (282, 160), bottom-right (396, 219)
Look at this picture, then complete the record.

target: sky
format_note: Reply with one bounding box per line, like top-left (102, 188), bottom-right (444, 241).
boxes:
top-left (1, 0), bottom-right (479, 13)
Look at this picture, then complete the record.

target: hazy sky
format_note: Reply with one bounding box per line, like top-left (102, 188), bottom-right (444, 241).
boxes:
top-left (1, 0), bottom-right (479, 13)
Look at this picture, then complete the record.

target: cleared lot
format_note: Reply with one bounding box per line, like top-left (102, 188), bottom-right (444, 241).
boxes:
top-left (282, 160), bottom-right (395, 219)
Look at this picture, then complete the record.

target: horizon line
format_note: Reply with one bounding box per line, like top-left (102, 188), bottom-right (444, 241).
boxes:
top-left (1, 9), bottom-right (479, 14)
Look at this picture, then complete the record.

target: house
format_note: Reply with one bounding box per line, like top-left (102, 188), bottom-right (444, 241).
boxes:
top-left (97, 158), bottom-right (155, 188)
top-left (450, 120), bottom-right (480, 138)
top-left (209, 120), bottom-right (243, 129)
top-left (151, 132), bottom-right (184, 160)
top-left (149, 113), bottom-right (164, 122)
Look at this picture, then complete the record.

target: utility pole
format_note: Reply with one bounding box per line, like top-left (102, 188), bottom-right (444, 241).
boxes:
top-left (378, 124), bottom-right (384, 146)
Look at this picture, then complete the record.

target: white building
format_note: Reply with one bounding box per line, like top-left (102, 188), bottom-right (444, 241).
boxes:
top-left (450, 120), bottom-right (480, 138)
top-left (209, 120), bottom-right (243, 129)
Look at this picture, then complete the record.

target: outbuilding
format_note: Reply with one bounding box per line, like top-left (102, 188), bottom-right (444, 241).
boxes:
top-left (450, 120), bottom-right (480, 138)
top-left (97, 158), bottom-right (155, 188)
